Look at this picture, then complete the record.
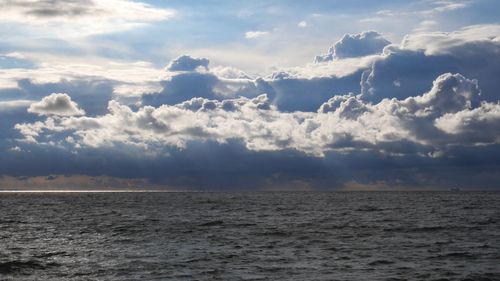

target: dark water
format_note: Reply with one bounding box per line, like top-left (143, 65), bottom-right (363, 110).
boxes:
top-left (1, 192), bottom-right (499, 280)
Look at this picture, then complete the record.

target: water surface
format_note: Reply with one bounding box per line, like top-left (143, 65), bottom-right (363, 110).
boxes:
top-left (1, 191), bottom-right (499, 280)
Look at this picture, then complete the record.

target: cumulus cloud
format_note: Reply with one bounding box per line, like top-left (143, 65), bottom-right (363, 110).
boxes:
top-left (361, 25), bottom-right (500, 103)
top-left (142, 55), bottom-right (258, 107)
top-left (166, 55), bottom-right (210, 72)
top-left (315, 31), bottom-right (391, 62)
top-left (16, 73), bottom-right (499, 159)
top-left (139, 52), bottom-right (371, 112)
top-left (6, 25), bottom-right (498, 116)
top-left (28, 93), bottom-right (85, 116)
top-left (141, 72), bottom-right (219, 107)
top-left (435, 102), bottom-right (500, 144)
top-left (145, 24), bottom-right (500, 113)
top-left (262, 25), bottom-right (499, 112)
top-left (2, 24), bottom-right (500, 190)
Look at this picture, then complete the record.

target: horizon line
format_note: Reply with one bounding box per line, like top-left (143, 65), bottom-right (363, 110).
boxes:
top-left (0, 189), bottom-right (498, 193)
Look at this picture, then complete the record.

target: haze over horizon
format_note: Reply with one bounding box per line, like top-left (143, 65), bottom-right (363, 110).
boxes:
top-left (1, 0), bottom-right (500, 191)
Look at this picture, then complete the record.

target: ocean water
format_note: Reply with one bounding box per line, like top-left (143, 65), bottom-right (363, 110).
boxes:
top-left (0, 191), bottom-right (499, 281)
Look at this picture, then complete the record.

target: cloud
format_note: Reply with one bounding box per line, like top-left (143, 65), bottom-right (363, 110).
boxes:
top-left (8, 70), bottom-right (499, 190)
top-left (3, 0), bottom-right (98, 18)
top-left (0, 100), bottom-right (33, 111)
top-left (0, 78), bottom-right (115, 117)
top-left (0, 52), bottom-right (161, 93)
top-left (141, 24), bottom-right (500, 113)
top-left (245, 31), bottom-right (269, 39)
top-left (2, 24), bottom-right (500, 190)
top-left (315, 31), bottom-right (391, 62)
top-left (0, 0), bottom-right (175, 36)
top-left (0, 53), bottom-right (34, 69)
top-left (142, 72), bottom-right (220, 106)
top-left (1, 0), bottom-right (174, 22)
top-left (0, 174), bottom-right (183, 190)
top-left (400, 25), bottom-right (500, 55)
top-left (16, 73), bottom-right (498, 157)
top-left (421, 0), bottom-right (469, 15)
top-left (27, 93), bottom-right (85, 116)
top-left (166, 55), bottom-right (210, 72)
top-left (142, 55), bottom-right (258, 107)
top-left (298, 21), bottom-right (308, 28)
top-left (435, 102), bottom-right (500, 144)
top-left (140, 53), bottom-right (373, 112)
top-left (362, 25), bottom-right (500, 102)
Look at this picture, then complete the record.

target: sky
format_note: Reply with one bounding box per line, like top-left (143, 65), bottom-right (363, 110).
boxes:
top-left (0, 0), bottom-right (499, 190)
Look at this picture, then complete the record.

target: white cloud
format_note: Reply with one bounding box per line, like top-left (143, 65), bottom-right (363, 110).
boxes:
top-left (9, 146), bottom-right (22, 152)
top-left (362, 24), bottom-right (500, 103)
top-left (269, 54), bottom-right (380, 79)
top-left (0, 0), bottom-right (175, 37)
top-left (298, 21), bottom-right (308, 28)
top-left (16, 73), bottom-right (499, 157)
top-left (245, 31), bottom-right (269, 39)
top-left (401, 24), bottom-right (500, 55)
top-left (435, 101), bottom-right (500, 144)
top-left (4, 25), bottom-right (500, 153)
top-left (413, 20), bottom-right (438, 32)
top-left (0, 52), bottom-right (163, 96)
top-left (0, 100), bottom-right (34, 111)
top-left (421, 0), bottom-right (469, 15)
top-left (314, 31), bottom-right (390, 62)
top-left (28, 93), bottom-right (85, 116)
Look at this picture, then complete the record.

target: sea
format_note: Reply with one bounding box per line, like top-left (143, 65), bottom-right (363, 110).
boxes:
top-left (0, 191), bottom-right (499, 280)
